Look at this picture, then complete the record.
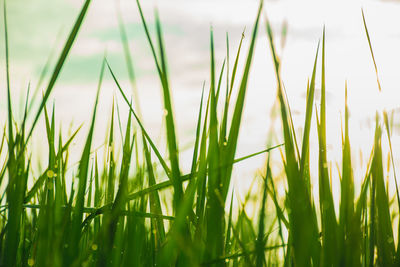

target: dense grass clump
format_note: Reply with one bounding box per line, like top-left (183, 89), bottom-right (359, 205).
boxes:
top-left (1, 0), bottom-right (400, 266)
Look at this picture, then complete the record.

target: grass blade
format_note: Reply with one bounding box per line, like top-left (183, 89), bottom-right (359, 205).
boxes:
top-left (26, 0), bottom-right (92, 143)
top-left (266, 14), bottom-right (321, 267)
top-left (221, 0), bottom-right (263, 200)
top-left (67, 57), bottom-right (104, 264)
top-left (154, 11), bottom-right (183, 211)
top-left (361, 9), bottom-right (382, 92)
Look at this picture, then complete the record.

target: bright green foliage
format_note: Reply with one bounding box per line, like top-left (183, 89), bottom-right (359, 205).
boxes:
top-left (266, 16), bottom-right (321, 267)
top-left (1, 1), bottom-right (400, 266)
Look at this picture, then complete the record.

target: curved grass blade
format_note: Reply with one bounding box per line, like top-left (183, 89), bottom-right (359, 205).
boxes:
top-left (154, 11), bottom-right (183, 211)
top-left (221, 0), bottom-right (263, 201)
top-left (202, 244), bottom-right (286, 266)
top-left (3, 0), bottom-right (13, 151)
top-left (135, 5), bottom-right (184, 206)
top-left (135, 0), bottom-right (161, 74)
top-left (3, 3), bottom-right (27, 264)
top-left (194, 89), bottom-right (211, 241)
top-left (143, 137), bottom-right (166, 246)
top-left (229, 29), bottom-right (245, 100)
top-left (96, 114), bottom-right (135, 265)
top-left (187, 84), bottom-right (205, 188)
top-left (266, 14), bottom-right (321, 267)
top-left (383, 111), bottom-right (400, 263)
top-left (80, 144), bottom-right (281, 227)
top-left (106, 101), bottom-right (116, 204)
top-left (339, 82), bottom-right (356, 266)
top-left (300, 41), bottom-right (319, 180)
top-left (256, 158), bottom-right (270, 267)
top-left (215, 59), bottom-right (226, 102)
top-left (66, 56), bottom-right (103, 264)
top-left (106, 62), bottom-right (172, 178)
top-left (204, 27), bottom-right (224, 264)
top-left (361, 9), bottom-right (382, 92)
top-left (316, 31), bottom-right (339, 266)
top-left (26, 0), bottom-right (92, 143)
top-left (225, 190), bottom-right (234, 255)
top-left (372, 117), bottom-right (395, 266)
top-left (115, 2), bottom-right (142, 117)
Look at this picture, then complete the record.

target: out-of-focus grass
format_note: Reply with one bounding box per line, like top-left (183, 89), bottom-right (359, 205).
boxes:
top-left (1, 0), bottom-right (400, 266)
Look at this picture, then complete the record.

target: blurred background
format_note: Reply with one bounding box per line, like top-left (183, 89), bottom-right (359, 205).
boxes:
top-left (2, 0), bottom-right (400, 202)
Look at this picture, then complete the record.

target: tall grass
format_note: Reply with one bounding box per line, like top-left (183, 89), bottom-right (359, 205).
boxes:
top-left (1, 0), bottom-right (400, 266)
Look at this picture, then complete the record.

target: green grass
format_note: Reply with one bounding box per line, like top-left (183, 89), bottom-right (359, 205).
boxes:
top-left (1, 0), bottom-right (400, 266)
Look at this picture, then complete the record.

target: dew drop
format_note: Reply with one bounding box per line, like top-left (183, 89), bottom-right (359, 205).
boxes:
top-left (47, 170), bottom-right (54, 178)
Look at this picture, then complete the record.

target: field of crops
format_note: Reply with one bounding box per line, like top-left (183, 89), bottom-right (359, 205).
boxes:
top-left (1, 0), bottom-right (399, 266)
